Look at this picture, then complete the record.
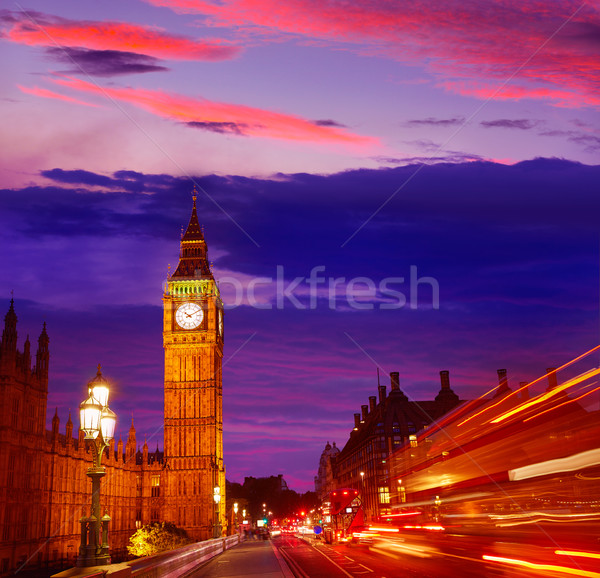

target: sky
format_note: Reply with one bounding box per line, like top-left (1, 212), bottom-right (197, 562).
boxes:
top-left (1, 0), bottom-right (599, 492)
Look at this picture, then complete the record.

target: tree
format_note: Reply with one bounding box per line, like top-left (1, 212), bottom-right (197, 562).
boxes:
top-left (128, 522), bottom-right (192, 557)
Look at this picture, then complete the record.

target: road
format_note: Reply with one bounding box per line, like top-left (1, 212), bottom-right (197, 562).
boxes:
top-left (272, 532), bottom-right (600, 578)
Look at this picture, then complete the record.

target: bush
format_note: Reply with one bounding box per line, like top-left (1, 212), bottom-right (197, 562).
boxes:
top-left (128, 522), bottom-right (192, 557)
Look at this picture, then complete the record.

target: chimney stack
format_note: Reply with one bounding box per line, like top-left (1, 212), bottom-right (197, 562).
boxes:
top-left (390, 372), bottom-right (400, 391)
top-left (519, 381), bottom-right (529, 401)
top-left (498, 369), bottom-right (508, 390)
top-left (546, 368), bottom-right (558, 390)
top-left (354, 413), bottom-right (361, 429)
top-left (440, 370), bottom-right (450, 390)
top-left (369, 396), bottom-right (377, 412)
top-left (493, 369), bottom-right (510, 397)
top-left (378, 385), bottom-right (386, 403)
top-left (361, 404), bottom-right (369, 421)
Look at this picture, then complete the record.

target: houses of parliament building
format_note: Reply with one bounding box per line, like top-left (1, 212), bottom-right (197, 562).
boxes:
top-left (0, 195), bottom-right (226, 574)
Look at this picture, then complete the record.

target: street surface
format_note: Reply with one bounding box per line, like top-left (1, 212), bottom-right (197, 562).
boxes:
top-left (186, 539), bottom-right (292, 578)
top-left (271, 532), bottom-right (600, 577)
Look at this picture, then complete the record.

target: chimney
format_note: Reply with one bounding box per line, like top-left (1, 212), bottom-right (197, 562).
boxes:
top-left (390, 372), bottom-right (400, 391)
top-left (519, 381), bottom-right (529, 401)
top-left (546, 367), bottom-right (558, 390)
top-left (361, 404), bottom-right (369, 421)
top-left (497, 369), bottom-right (508, 391)
top-left (369, 396), bottom-right (377, 412)
top-left (440, 370), bottom-right (450, 390)
top-left (354, 413), bottom-right (361, 428)
top-left (378, 385), bottom-right (386, 403)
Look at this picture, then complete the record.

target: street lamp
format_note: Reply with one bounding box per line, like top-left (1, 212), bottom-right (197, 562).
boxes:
top-left (359, 471), bottom-right (366, 521)
top-left (77, 365), bottom-right (117, 567)
top-left (213, 486), bottom-right (222, 538)
top-left (233, 503), bottom-right (239, 535)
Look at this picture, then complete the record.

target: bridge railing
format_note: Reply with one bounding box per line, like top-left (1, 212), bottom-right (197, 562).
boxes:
top-left (52, 535), bottom-right (242, 578)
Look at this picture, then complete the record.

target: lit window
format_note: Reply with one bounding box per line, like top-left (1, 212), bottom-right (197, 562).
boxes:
top-left (378, 487), bottom-right (390, 504)
top-left (151, 475), bottom-right (160, 497)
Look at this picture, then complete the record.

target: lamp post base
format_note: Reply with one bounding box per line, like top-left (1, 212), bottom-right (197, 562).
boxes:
top-left (76, 552), bottom-right (111, 568)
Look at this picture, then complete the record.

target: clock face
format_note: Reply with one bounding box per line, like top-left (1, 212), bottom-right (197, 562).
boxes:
top-left (218, 309), bottom-right (223, 335)
top-left (175, 302), bottom-right (204, 330)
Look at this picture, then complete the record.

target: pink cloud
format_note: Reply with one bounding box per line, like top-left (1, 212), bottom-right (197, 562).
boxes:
top-left (145, 0), bottom-right (600, 108)
top-left (17, 84), bottom-right (101, 107)
top-left (441, 80), bottom-right (600, 108)
top-left (29, 76), bottom-right (378, 147)
top-left (4, 11), bottom-right (240, 61)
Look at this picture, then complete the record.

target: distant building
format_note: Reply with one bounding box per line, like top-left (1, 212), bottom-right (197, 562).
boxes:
top-left (321, 371), bottom-right (463, 520)
top-left (314, 441), bottom-right (340, 502)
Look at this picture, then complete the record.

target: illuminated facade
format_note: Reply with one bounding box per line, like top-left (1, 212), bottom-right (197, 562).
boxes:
top-left (0, 301), bottom-right (164, 573)
top-left (163, 193), bottom-right (226, 540)
top-left (0, 194), bottom-right (225, 573)
top-left (326, 371), bottom-right (462, 520)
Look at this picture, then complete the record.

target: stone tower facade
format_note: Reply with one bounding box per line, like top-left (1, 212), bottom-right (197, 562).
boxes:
top-left (163, 192), bottom-right (226, 540)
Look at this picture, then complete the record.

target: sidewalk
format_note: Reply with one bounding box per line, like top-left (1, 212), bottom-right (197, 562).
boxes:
top-left (185, 539), bottom-right (294, 578)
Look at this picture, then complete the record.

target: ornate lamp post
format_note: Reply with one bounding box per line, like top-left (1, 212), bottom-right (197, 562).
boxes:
top-left (213, 486), bottom-right (222, 538)
top-left (233, 503), bottom-right (239, 534)
top-left (77, 365), bottom-right (117, 567)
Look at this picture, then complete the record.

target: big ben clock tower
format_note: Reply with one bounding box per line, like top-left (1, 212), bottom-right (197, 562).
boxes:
top-left (163, 190), bottom-right (225, 540)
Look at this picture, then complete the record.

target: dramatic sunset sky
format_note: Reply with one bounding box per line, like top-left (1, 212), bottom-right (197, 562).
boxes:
top-left (1, 1), bottom-right (599, 492)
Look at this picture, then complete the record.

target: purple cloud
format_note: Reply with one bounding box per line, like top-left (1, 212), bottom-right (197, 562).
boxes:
top-left (405, 117), bottom-right (465, 127)
top-left (186, 121), bottom-right (249, 135)
top-left (46, 47), bottom-right (168, 76)
top-left (313, 119), bottom-right (346, 127)
top-left (480, 119), bottom-right (539, 130)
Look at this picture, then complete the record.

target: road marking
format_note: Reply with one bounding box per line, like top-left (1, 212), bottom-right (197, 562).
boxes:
top-left (345, 556), bottom-right (354, 561)
top-left (312, 545), bottom-right (354, 577)
top-left (359, 564), bottom-right (374, 572)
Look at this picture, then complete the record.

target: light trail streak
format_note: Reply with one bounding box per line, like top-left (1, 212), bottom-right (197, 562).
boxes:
top-left (509, 447), bottom-right (600, 481)
top-left (482, 554), bottom-right (600, 577)
top-left (492, 367), bottom-right (600, 424)
top-left (523, 382), bottom-right (600, 422)
top-left (457, 345), bottom-right (600, 427)
top-left (555, 550), bottom-right (600, 560)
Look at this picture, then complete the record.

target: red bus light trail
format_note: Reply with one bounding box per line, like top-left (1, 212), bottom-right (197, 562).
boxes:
top-left (482, 555), bottom-right (600, 577)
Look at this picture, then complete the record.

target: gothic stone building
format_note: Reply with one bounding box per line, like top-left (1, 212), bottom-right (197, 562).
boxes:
top-left (316, 370), bottom-right (463, 520)
top-left (0, 195), bottom-right (225, 574)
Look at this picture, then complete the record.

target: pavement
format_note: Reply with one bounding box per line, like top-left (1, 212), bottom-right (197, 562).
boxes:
top-left (185, 539), bottom-right (295, 578)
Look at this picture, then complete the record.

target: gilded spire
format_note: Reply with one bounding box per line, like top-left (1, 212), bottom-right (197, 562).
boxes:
top-left (172, 188), bottom-right (212, 279)
top-left (181, 188), bottom-right (204, 242)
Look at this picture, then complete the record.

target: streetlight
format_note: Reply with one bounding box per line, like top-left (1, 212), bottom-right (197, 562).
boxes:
top-left (359, 471), bottom-right (366, 521)
top-left (213, 486), bottom-right (222, 538)
top-left (233, 503), bottom-right (239, 534)
top-left (77, 365), bottom-right (117, 567)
